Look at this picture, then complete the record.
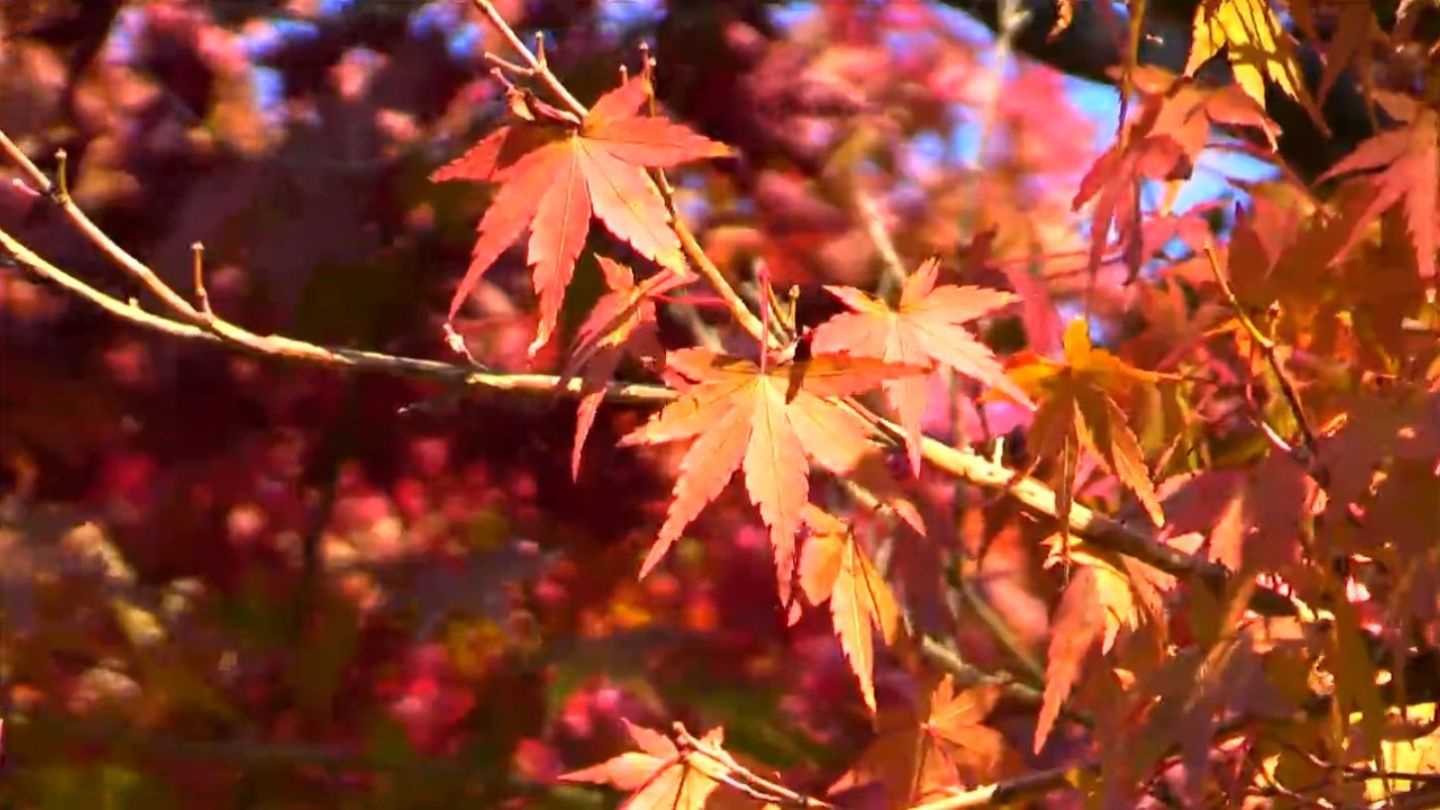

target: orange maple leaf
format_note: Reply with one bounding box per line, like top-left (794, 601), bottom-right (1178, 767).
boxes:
top-left (563, 258), bottom-right (687, 480)
top-left (799, 506), bottom-right (902, 714)
top-left (561, 720), bottom-right (728, 810)
top-left (830, 675), bottom-right (1008, 806)
top-left (1033, 531), bottom-right (1175, 756)
top-left (431, 76), bottom-right (732, 353)
top-left (1003, 319), bottom-right (1174, 533)
top-left (810, 258), bottom-right (1034, 475)
top-left (1320, 106), bottom-right (1438, 282)
top-left (620, 350), bottom-right (921, 602)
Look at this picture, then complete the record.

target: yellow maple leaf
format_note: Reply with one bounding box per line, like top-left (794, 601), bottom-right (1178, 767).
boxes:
top-left (1364, 703), bottom-right (1440, 802)
top-left (1185, 0), bottom-right (1311, 117)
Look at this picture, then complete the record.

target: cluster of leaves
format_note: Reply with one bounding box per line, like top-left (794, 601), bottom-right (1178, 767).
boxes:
top-left (2, 0), bottom-right (1440, 809)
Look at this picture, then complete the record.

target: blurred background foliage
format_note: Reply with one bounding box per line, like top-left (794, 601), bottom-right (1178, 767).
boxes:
top-left (0, 0), bottom-right (1194, 806)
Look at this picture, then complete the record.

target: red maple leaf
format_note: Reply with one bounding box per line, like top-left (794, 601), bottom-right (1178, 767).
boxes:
top-left (810, 258), bottom-right (1034, 475)
top-left (1320, 105), bottom-right (1438, 282)
top-left (432, 77), bottom-right (732, 353)
top-left (1073, 69), bottom-right (1278, 285)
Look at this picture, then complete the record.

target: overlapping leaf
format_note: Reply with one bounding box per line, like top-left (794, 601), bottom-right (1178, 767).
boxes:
top-left (1074, 69), bottom-right (1278, 286)
top-left (811, 258), bottom-right (1033, 474)
top-left (1320, 106), bottom-right (1438, 282)
top-left (1003, 319), bottom-right (1173, 534)
top-left (830, 676), bottom-right (1008, 806)
top-left (799, 506), bottom-right (902, 713)
top-left (1072, 95), bottom-right (1192, 286)
top-left (564, 258), bottom-right (686, 479)
top-left (620, 350), bottom-right (922, 603)
top-left (1185, 0), bottom-right (1317, 120)
top-left (432, 77), bottom-right (732, 353)
top-left (1032, 536), bottom-right (1168, 753)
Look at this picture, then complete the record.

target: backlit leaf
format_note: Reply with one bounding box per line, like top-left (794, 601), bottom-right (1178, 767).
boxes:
top-left (621, 351), bottom-right (922, 603)
top-left (812, 258), bottom-right (1033, 475)
top-left (799, 506), bottom-right (902, 713)
top-left (433, 76), bottom-right (732, 354)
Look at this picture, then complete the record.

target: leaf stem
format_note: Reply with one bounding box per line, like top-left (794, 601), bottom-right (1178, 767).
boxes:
top-left (657, 167), bottom-right (776, 349)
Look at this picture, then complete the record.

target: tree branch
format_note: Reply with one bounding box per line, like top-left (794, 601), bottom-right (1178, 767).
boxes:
top-left (468, 0), bottom-right (590, 118)
top-left (0, 224), bottom-right (672, 405)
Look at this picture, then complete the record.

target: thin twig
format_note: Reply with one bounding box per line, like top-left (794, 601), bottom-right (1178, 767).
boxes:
top-left (190, 242), bottom-right (213, 318)
top-left (673, 723), bottom-right (832, 808)
top-left (855, 185), bottom-right (908, 301)
top-left (467, 0), bottom-right (589, 118)
top-left (660, 172), bottom-right (774, 349)
top-left (0, 130), bottom-right (207, 324)
top-left (959, 0), bottom-right (1031, 236)
top-left (482, 51), bottom-right (534, 77)
top-left (906, 763), bottom-right (1080, 810)
top-left (954, 567), bottom-right (1047, 684)
top-left (0, 224), bottom-right (671, 404)
top-left (1200, 240), bottom-right (1322, 475)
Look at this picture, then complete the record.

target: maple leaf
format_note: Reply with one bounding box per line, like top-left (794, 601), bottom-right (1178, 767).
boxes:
top-left (798, 506), bottom-right (902, 714)
top-left (619, 350), bottom-right (922, 602)
top-left (1033, 537), bottom-right (1169, 753)
top-left (1003, 319), bottom-right (1173, 534)
top-left (1319, 107), bottom-right (1438, 282)
top-left (1072, 95), bottom-right (1193, 285)
top-left (830, 675), bottom-right (1008, 806)
top-left (810, 258), bottom-right (1035, 475)
top-left (561, 720), bottom-right (728, 810)
top-left (1147, 69), bottom-right (1282, 154)
top-left (1185, 0), bottom-right (1319, 123)
top-left (1073, 70), bottom-right (1280, 291)
top-left (431, 77), bottom-right (732, 354)
top-left (564, 257), bottom-right (687, 479)
top-left (1160, 452), bottom-right (1317, 575)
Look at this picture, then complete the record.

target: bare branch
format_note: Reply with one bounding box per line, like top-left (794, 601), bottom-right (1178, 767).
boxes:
top-left (0, 225), bottom-right (673, 406)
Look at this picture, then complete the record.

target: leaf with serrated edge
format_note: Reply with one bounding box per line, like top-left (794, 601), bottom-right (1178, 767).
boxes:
top-left (527, 141), bottom-right (591, 354)
top-left (561, 723), bottom-right (729, 810)
top-left (831, 675), bottom-right (1007, 804)
top-left (1320, 109), bottom-right (1438, 280)
top-left (565, 258), bottom-right (677, 480)
top-left (432, 75), bottom-right (732, 353)
top-left (800, 506), bottom-right (901, 713)
top-left (1004, 319), bottom-right (1171, 532)
top-left (621, 351), bottom-right (921, 600)
top-left (1034, 540), bottom-right (1143, 753)
top-left (812, 258), bottom-right (1032, 475)
top-left (1185, 0), bottom-right (1315, 119)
